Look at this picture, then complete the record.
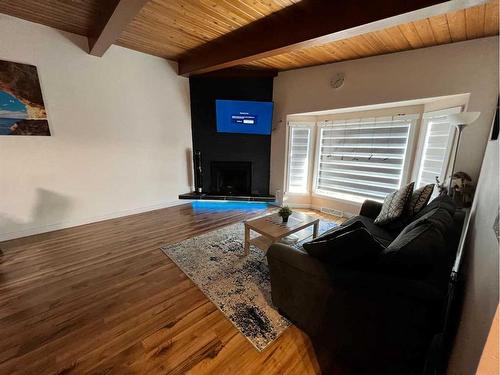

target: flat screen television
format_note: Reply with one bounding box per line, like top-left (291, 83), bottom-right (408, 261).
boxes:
top-left (215, 99), bottom-right (273, 135)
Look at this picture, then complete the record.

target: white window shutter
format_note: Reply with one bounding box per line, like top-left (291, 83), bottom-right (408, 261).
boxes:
top-left (416, 107), bottom-right (462, 189)
top-left (287, 125), bottom-right (312, 193)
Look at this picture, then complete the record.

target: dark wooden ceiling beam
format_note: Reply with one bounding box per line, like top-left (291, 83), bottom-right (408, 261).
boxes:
top-left (88, 0), bottom-right (150, 57)
top-left (178, 0), bottom-right (488, 76)
top-left (192, 67), bottom-right (278, 78)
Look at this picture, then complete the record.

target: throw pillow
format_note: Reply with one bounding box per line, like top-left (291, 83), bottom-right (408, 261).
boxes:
top-left (405, 183), bottom-right (434, 217)
top-left (308, 220), bottom-right (366, 243)
top-left (374, 182), bottom-right (414, 225)
top-left (303, 227), bottom-right (385, 266)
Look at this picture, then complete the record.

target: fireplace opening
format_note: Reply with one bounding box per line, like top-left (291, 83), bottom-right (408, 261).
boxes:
top-left (210, 161), bottom-right (252, 196)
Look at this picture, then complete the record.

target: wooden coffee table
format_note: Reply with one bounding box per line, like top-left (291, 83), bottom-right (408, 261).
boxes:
top-left (243, 211), bottom-right (319, 255)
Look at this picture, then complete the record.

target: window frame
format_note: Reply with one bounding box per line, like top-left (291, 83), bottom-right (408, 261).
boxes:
top-left (284, 104), bottom-right (464, 205)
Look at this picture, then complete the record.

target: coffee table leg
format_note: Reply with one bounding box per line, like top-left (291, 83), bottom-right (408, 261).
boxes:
top-left (244, 225), bottom-right (250, 256)
top-left (313, 222), bottom-right (319, 239)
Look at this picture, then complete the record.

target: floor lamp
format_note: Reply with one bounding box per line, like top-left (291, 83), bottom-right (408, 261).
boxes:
top-left (447, 112), bottom-right (481, 194)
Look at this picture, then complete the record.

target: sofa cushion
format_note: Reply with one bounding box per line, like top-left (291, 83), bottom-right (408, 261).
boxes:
top-left (405, 184), bottom-right (434, 217)
top-left (376, 221), bottom-right (446, 278)
top-left (303, 227), bottom-right (385, 266)
top-left (374, 182), bottom-right (414, 225)
top-left (399, 206), bottom-right (452, 237)
top-left (412, 195), bottom-right (456, 222)
top-left (344, 216), bottom-right (399, 247)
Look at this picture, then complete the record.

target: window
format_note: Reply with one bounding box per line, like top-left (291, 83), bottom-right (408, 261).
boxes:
top-left (415, 107), bottom-right (461, 188)
top-left (286, 124), bottom-right (312, 193)
top-left (284, 104), bottom-right (464, 204)
top-left (314, 115), bottom-right (417, 201)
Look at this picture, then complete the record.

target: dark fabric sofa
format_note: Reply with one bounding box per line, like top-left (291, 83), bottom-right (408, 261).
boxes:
top-left (267, 195), bottom-right (465, 375)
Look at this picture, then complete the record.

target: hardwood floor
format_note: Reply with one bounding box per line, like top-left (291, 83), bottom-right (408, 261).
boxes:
top-left (0, 203), bottom-right (343, 374)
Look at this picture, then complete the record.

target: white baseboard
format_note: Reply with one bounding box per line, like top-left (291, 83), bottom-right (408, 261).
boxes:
top-left (0, 199), bottom-right (186, 242)
top-left (310, 205), bottom-right (356, 219)
top-left (286, 202), bottom-right (355, 218)
top-left (285, 203), bottom-right (312, 209)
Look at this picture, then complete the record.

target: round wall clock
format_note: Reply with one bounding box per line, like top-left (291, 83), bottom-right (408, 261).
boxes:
top-left (330, 73), bottom-right (345, 89)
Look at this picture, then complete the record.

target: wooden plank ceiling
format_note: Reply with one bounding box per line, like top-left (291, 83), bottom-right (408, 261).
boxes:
top-left (0, 0), bottom-right (498, 74)
top-left (0, 0), bottom-right (120, 36)
top-left (245, 0), bottom-right (499, 70)
top-left (116, 0), bottom-right (300, 59)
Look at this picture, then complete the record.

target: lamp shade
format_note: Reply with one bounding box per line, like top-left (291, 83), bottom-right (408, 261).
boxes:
top-left (448, 112), bottom-right (480, 127)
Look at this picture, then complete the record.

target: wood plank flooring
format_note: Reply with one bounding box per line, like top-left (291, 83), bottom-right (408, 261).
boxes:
top-left (0, 203), bottom-right (343, 374)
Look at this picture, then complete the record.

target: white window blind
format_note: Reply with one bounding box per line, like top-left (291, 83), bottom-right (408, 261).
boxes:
top-left (416, 107), bottom-right (462, 189)
top-left (315, 115), bottom-right (417, 201)
top-left (287, 125), bottom-right (312, 193)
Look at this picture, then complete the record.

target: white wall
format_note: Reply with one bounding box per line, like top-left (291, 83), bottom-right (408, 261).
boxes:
top-left (271, 37), bottom-right (499, 210)
top-left (447, 127), bottom-right (499, 375)
top-left (0, 15), bottom-right (192, 240)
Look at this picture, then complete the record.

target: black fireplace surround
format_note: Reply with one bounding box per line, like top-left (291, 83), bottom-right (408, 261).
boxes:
top-left (210, 161), bottom-right (252, 196)
top-left (179, 158), bottom-right (274, 201)
top-left (179, 157), bottom-right (274, 201)
top-left (179, 75), bottom-right (275, 202)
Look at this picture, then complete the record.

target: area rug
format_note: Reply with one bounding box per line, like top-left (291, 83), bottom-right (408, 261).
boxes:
top-left (160, 219), bottom-right (337, 351)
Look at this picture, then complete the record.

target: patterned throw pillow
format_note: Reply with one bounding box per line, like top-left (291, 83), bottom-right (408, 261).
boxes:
top-left (405, 184), bottom-right (434, 217)
top-left (374, 182), bottom-right (414, 225)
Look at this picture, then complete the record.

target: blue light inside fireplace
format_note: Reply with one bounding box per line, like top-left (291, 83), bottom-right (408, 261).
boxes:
top-left (191, 201), bottom-right (269, 211)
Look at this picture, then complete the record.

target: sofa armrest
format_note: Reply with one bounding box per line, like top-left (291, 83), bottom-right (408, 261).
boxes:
top-left (268, 243), bottom-right (443, 303)
top-left (267, 243), bottom-right (331, 280)
top-left (360, 199), bottom-right (383, 219)
top-left (267, 243), bottom-right (336, 334)
top-left (267, 242), bottom-right (443, 323)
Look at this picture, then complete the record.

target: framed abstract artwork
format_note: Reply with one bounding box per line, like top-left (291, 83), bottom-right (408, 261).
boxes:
top-left (0, 59), bottom-right (50, 136)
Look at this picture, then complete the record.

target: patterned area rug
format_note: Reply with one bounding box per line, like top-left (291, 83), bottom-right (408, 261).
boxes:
top-left (160, 219), bottom-right (337, 351)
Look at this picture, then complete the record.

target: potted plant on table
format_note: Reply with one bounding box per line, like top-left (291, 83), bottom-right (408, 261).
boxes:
top-left (278, 206), bottom-right (293, 223)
